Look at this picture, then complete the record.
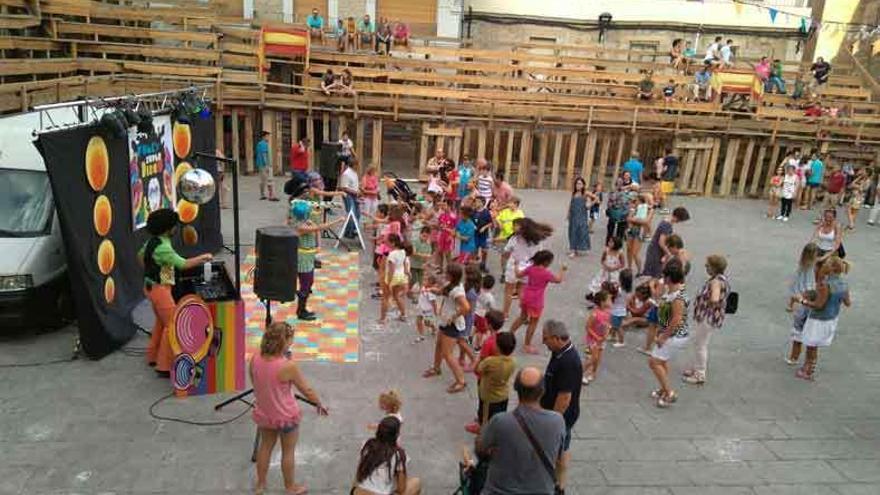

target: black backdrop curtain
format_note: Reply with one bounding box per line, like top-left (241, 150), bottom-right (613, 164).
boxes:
top-left (35, 113), bottom-right (219, 359)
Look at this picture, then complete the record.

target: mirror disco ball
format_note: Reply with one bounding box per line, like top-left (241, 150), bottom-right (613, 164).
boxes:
top-left (178, 168), bottom-right (216, 205)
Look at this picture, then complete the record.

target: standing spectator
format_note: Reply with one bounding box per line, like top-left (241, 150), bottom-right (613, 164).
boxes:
top-left (251, 322), bottom-right (328, 495)
top-left (426, 148), bottom-right (451, 183)
top-left (805, 153), bottom-right (825, 210)
top-left (540, 320), bottom-right (582, 492)
top-left (255, 131), bottom-right (278, 201)
top-left (567, 177), bottom-right (592, 257)
top-left (492, 171), bottom-right (514, 206)
top-left (352, 417), bottom-right (421, 495)
top-left (338, 131), bottom-right (355, 162)
top-left (660, 148), bottom-right (679, 209)
top-left (478, 366), bottom-right (566, 495)
top-left (357, 14), bottom-right (375, 50)
top-left (648, 261), bottom-right (690, 407)
top-left (470, 331), bottom-right (516, 433)
top-left (776, 165), bottom-right (798, 222)
top-left (393, 20), bottom-right (411, 47)
top-left (810, 57), bottom-right (832, 89)
top-left (719, 39), bottom-right (734, 68)
top-left (623, 151), bottom-right (645, 184)
top-left (691, 61), bottom-right (712, 101)
top-left (824, 165), bottom-right (846, 210)
top-left (682, 255), bottom-right (730, 385)
top-left (375, 17), bottom-right (392, 54)
top-left (795, 257), bottom-right (850, 380)
top-left (290, 137), bottom-right (310, 183)
top-left (642, 206), bottom-right (690, 278)
top-left (306, 8), bottom-right (324, 43)
top-left (339, 159), bottom-right (361, 239)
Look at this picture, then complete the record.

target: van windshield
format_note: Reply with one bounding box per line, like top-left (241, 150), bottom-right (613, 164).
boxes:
top-left (0, 168), bottom-right (54, 237)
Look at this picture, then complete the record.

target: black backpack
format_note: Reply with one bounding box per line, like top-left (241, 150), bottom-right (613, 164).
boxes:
top-left (725, 290), bottom-right (738, 315)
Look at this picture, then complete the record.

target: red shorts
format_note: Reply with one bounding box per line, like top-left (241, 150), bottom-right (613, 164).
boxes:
top-left (520, 301), bottom-right (543, 319)
top-left (456, 252), bottom-right (473, 264)
top-left (474, 315), bottom-right (489, 334)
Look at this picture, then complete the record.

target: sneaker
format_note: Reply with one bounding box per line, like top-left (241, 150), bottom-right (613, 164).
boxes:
top-left (412, 336), bottom-right (425, 344)
top-left (259, 196), bottom-right (267, 200)
top-left (612, 342), bottom-right (625, 348)
top-left (269, 197), bottom-right (280, 202)
top-left (795, 368), bottom-right (814, 381)
top-left (464, 422), bottom-right (481, 435)
top-left (636, 347), bottom-right (651, 356)
top-left (681, 368), bottom-right (695, 377)
top-left (582, 375), bottom-right (593, 385)
top-left (784, 357), bottom-right (798, 366)
top-left (775, 215), bottom-right (784, 220)
top-left (682, 374), bottom-right (705, 385)
top-left (783, 216), bottom-right (790, 222)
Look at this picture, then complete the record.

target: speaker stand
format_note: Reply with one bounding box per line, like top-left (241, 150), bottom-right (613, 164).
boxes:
top-left (262, 298), bottom-right (273, 325)
top-left (335, 208), bottom-right (365, 251)
top-left (320, 204), bottom-right (347, 251)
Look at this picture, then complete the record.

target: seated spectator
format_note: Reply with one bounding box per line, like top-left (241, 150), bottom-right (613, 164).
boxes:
top-left (339, 68), bottom-right (356, 96)
top-left (804, 100), bottom-right (823, 117)
top-left (306, 8), bottom-right (324, 43)
top-left (352, 417), bottom-right (421, 495)
top-left (791, 73), bottom-right (806, 101)
top-left (669, 38), bottom-right (685, 71)
top-left (810, 56), bottom-right (831, 89)
top-left (357, 14), bottom-right (375, 50)
top-left (637, 71), bottom-right (655, 101)
top-left (703, 36), bottom-right (723, 67)
top-left (345, 17), bottom-right (358, 51)
top-left (335, 18), bottom-right (349, 52)
top-left (683, 40), bottom-right (696, 59)
top-left (321, 68), bottom-right (341, 95)
top-left (767, 58), bottom-right (787, 94)
top-left (753, 56), bottom-right (771, 85)
top-left (719, 39), bottom-right (734, 69)
top-left (393, 20), bottom-right (411, 47)
top-left (691, 62), bottom-right (712, 101)
top-left (663, 79), bottom-right (677, 103)
top-left (375, 17), bottom-right (392, 55)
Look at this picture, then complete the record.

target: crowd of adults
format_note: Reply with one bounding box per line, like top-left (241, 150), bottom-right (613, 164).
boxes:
top-left (305, 8), bottom-right (411, 54)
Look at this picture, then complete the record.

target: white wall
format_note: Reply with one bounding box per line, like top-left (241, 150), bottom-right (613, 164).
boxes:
top-left (465, 0), bottom-right (811, 30)
top-left (437, 0), bottom-right (462, 38)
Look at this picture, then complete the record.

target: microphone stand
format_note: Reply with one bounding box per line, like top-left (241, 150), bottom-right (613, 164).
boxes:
top-left (194, 151), bottom-right (241, 295)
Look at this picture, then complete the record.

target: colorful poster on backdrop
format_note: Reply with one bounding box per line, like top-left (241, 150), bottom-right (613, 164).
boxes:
top-left (129, 114), bottom-right (175, 230)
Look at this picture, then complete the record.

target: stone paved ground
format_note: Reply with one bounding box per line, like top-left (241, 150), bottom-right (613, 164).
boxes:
top-left (2, 177), bottom-right (879, 495)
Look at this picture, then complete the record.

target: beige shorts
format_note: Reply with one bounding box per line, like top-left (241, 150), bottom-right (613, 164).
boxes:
top-left (259, 166), bottom-right (273, 186)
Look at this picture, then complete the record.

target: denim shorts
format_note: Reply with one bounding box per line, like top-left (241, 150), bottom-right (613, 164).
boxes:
top-left (647, 307), bottom-right (660, 324)
top-left (611, 315), bottom-right (625, 328)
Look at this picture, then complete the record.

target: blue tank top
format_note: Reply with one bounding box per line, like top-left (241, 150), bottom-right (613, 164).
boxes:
top-left (810, 275), bottom-right (848, 321)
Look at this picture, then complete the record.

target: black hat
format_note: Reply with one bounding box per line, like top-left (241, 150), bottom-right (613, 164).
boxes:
top-left (146, 208), bottom-right (180, 236)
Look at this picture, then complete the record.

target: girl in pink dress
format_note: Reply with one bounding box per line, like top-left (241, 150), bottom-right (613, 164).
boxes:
top-left (583, 289), bottom-right (612, 385)
top-left (251, 322), bottom-right (328, 495)
top-left (361, 166), bottom-right (380, 217)
top-left (510, 250), bottom-right (567, 353)
top-left (435, 199), bottom-right (458, 270)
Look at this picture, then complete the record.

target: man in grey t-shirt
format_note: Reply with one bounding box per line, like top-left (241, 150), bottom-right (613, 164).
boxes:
top-left (479, 366), bottom-right (566, 495)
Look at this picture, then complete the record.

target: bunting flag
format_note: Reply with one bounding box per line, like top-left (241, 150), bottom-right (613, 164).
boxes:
top-left (768, 8), bottom-right (778, 23)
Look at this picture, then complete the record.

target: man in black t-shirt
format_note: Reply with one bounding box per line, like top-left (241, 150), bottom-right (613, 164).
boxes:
top-left (540, 320), bottom-right (582, 492)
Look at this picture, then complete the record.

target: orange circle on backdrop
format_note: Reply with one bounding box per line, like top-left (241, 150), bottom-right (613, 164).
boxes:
top-left (182, 225), bottom-right (199, 246)
top-left (177, 199), bottom-right (199, 224)
top-left (174, 161), bottom-right (193, 187)
top-left (104, 277), bottom-right (115, 304)
top-left (97, 239), bottom-right (115, 275)
top-left (85, 136), bottom-right (109, 192)
top-left (93, 195), bottom-right (112, 236)
top-left (173, 122), bottom-right (192, 159)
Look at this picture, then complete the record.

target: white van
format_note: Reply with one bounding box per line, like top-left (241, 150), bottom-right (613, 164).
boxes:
top-left (0, 110), bottom-right (84, 328)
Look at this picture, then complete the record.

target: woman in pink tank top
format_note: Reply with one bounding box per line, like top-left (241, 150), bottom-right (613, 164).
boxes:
top-left (251, 322), bottom-right (328, 495)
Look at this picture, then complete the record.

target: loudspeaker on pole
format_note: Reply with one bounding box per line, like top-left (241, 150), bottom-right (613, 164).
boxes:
top-left (254, 226), bottom-right (298, 302)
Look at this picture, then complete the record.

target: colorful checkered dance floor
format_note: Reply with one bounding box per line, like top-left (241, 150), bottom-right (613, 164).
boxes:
top-left (241, 249), bottom-right (360, 363)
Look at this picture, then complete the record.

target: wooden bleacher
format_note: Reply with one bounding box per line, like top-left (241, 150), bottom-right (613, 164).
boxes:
top-left (0, 0), bottom-right (878, 196)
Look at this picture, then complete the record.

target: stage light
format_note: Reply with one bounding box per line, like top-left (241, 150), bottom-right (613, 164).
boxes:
top-left (99, 111), bottom-right (127, 138)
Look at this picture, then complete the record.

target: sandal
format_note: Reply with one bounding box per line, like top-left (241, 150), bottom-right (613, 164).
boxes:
top-left (447, 381), bottom-right (467, 394)
top-left (422, 367), bottom-right (441, 378)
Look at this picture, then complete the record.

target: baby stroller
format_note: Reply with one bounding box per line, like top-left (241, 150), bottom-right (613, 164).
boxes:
top-left (454, 458), bottom-right (488, 495)
top-left (383, 171), bottom-right (418, 209)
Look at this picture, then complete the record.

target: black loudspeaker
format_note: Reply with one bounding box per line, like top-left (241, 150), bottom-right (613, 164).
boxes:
top-left (254, 226), bottom-right (299, 302)
top-left (319, 141), bottom-right (343, 182)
